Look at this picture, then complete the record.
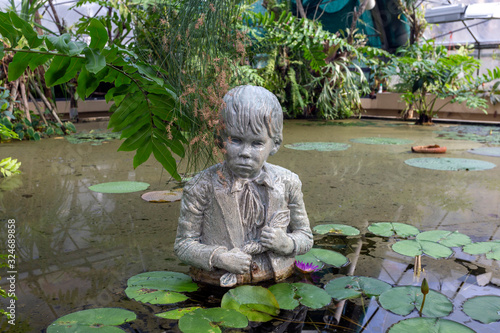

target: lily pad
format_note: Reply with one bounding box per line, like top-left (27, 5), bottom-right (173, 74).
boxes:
top-left (156, 307), bottom-right (201, 319)
top-left (125, 271), bottom-right (198, 305)
top-left (178, 308), bottom-right (248, 333)
top-left (324, 276), bottom-right (392, 301)
top-left (89, 181), bottom-right (150, 193)
top-left (47, 308), bottom-right (136, 332)
top-left (284, 142), bottom-right (350, 151)
top-left (462, 295), bottom-right (500, 324)
top-left (368, 222), bottom-right (420, 238)
top-left (295, 248), bottom-right (349, 268)
top-left (416, 230), bottom-right (472, 248)
top-left (388, 318), bottom-right (474, 333)
top-left (66, 130), bottom-right (121, 145)
top-left (463, 240), bottom-right (500, 260)
top-left (392, 240), bottom-right (453, 259)
top-left (350, 137), bottom-right (413, 145)
top-left (379, 286), bottom-right (453, 317)
top-left (313, 224), bottom-right (360, 236)
top-left (268, 283), bottom-right (331, 310)
top-left (436, 125), bottom-right (500, 144)
top-left (141, 189), bottom-right (183, 202)
top-left (404, 158), bottom-right (496, 171)
top-left (468, 147), bottom-right (500, 157)
top-left (221, 285), bottom-right (280, 322)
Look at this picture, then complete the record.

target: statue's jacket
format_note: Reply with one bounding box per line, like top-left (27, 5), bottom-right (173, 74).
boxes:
top-left (174, 162), bottom-right (313, 284)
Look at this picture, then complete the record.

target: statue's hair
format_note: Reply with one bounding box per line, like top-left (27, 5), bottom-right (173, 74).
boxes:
top-left (220, 85), bottom-right (283, 146)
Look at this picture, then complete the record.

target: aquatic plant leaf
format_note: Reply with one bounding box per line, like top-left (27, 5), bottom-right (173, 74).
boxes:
top-left (392, 240), bottom-right (453, 259)
top-left (388, 318), bottom-right (474, 333)
top-left (324, 276), bottom-right (392, 301)
top-left (178, 308), bottom-right (248, 333)
top-left (125, 285), bottom-right (188, 305)
top-left (416, 230), bottom-right (472, 248)
top-left (221, 285), bottom-right (279, 322)
top-left (436, 125), bottom-right (500, 145)
top-left (468, 147), bottom-right (500, 157)
top-left (295, 248), bottom-right (348, 268)
top-left (284, 142), bottom-right (350, 151)
top-left (66, 130), bottom-right (121, 145)
top-left (463, 240), bottom-right (500, 260)
top-left (404, 157), bottom-right (496, 171)
top-left (313, 224), bottom-right (360, 236)
top-left (47, 308), bottom-right (136, 332)
top-left (350, 137), bottom-right (413, 145)
top-left (367, 222), bottom-right (420, 238)
top-left (127, 271), bottom-right (198, 292)
top-left (269, 283), bottom-right (331, 310)
top-left (156, 307), bottom-right (201, 319)
top-left (89, 181), bottom-right (150, 193)
top-left (462, 295), bottom-right (500, 324)
top-left (141, 189), bottom-right (183, 202)
top-left (379, 286), bottom-right (453, 317)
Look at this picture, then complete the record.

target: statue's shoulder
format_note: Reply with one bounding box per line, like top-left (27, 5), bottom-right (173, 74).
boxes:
top-left (184, 164), bottom-right (222, 192)
top-left (265, 163), bottom-right (300, 184)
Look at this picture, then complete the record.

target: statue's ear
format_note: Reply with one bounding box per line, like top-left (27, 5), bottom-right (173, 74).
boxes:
top-left (270, 141), bottom-right (281, 156)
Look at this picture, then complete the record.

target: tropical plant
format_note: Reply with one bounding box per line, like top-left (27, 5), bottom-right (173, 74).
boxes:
top-left (397, 0), bottom-right (428, 45)
top-left (381, 41), bottom-right (499, 124)
top-left (0, 157), bottom-right (21, 177)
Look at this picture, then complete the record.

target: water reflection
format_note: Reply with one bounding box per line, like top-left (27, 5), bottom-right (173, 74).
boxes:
top-left (0, 119), bottom-right (499, 331)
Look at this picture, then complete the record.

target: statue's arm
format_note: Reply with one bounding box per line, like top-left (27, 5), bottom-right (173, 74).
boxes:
top-left (174, 178), bottom-right (227, 271)
top-left (286, 175), bottom-right (313, 255)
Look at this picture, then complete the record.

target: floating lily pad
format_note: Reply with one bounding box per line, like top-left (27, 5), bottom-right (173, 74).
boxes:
top-left (125, 271), bottom-right (198, 305)
top-left (89, 181), bottom-right (150, 193)
top-left (47, 308), bottom-right (136, 332)
top-left (416, 230), bottom-right (472, 248)
top-left (379, 286), bottom-right (453, 317)
top-left (350, 137), bottom-right (413, 145)
top-left (141, 189), bottom-right (183, 202)
top-left (392, 239), bottom-right (453, 259)
top-left (462, 295), bottom-right (500, 324)
top-left (436, 125), bottom-right (500, 144)
top-left (468, 147), bottom-right (500, 157)
top-left (178, 308), bottom-right (248, 333)
top-left (156, 307), bottom-right (201, 319)
top-left (284, 142), bottom-right (350, 151)
top-left (463, 240), bottom-right (500, 260)
top-left (66, 130), bottom-right (121, 145)
top-left (368, 222), bottom-right (420, 238)
top-left (268, 283), bottom-right (331, 310)
top-left (295, 248), bottom-right (349, 268)
top-left (313, 224), bottom-right (360, 236)
top-left (404, 158), bottom-right (496, 171)
top-left (324, 276), bottom-right (392, 301)
top-left (388, 318), bottom-right (474, 333)
top-left (221, 285), bottom-right (280, 322)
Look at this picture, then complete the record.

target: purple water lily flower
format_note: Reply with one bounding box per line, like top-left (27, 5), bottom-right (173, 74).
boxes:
top-left (295, 260), bottom-right (321, 273)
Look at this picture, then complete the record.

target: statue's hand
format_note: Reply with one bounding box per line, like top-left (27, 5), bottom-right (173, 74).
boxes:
top-left (261, 226), bottom-right (294, 255)
top-left (213, 248), bottom-right (252, 274)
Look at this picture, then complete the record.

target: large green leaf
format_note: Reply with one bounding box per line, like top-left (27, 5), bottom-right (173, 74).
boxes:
top-left (221, 285), bottom-right (280, 322)
top-left (47, 308), bottom-right (136, 332)
top-left (388, 318), bottom-right (474, 333)
top-left (178, 308), bottom-right (248, 333)
top-left (10, 11), bottom-right (42, 48)
top-left (88, 181), bottom-right (150, 194)
top-left (45, 56), bottom-right (83, 86)
top-left (269, 283), bottom-right (331, 310)
top-left (28, 53), bottom-right (53, 71)
top-left (83, 47), bottom-right (106, 74)
top-left (133, 140), bottom-right (153, 168)
top-left (462, 295), bottom-right (500, 324)
top-left (313, 223), bottom-right (360, 236)
top-left (8, 50), bottom-right (35, 81)
top-left (118, 125), bottom-right (151, 152)
top-left (324, 276), bottom-right (392, 301)
top-left (88, 18), bottom-right (109, 49)
top-left (368, 222), bottom-right (420, 238)
top-left (155, 307), bottom-right (201, 320)
top-left (46, 34), bottom-right (72, 53)
top-left (379, 286), bottom-right (453, 317)
top-left (125, 285), bottom-right (188, 305)
top-left (0, 12), bottom-right (20, 47)
top-left (108, 92), bottom-right (144, 131)
top-left (152, 139), bottom-right (181, 181)
top-left (416, 230), bottom-right (471, 248)
top-left (463, 240), bottom-right (500, 260)
top-left (392, 240), bottom-right (453, 259)
top-left (296, 248), bottom-right (348, 268)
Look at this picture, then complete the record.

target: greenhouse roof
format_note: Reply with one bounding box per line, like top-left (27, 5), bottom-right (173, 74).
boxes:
top-left (424, 0), bottom-right (500, 47)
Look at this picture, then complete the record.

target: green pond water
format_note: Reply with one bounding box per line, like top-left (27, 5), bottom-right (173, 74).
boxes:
top-left (1, 119), bottom-right (499, 332)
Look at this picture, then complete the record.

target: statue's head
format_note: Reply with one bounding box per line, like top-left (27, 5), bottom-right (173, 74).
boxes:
top-left (219, 85), bottom-right (283, 179)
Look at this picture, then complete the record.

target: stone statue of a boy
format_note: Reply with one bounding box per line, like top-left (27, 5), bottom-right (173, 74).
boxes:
top-left (174, 85), bottom-right (313, 287)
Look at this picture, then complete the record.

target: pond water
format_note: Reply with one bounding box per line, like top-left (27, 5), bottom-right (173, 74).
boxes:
top-left (1, 119), bottom-right (499, 332)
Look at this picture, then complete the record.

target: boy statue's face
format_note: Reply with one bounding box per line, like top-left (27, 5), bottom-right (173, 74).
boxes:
top-left (223, 126), bottom-right (277, 179)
